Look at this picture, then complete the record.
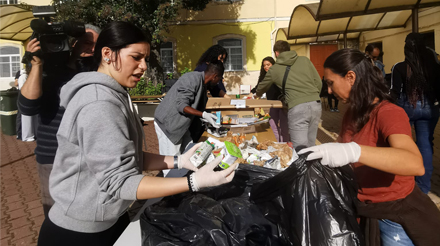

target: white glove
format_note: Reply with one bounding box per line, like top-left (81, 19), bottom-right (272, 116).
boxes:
top-left (202, 111), bottom-right (220, 128)
top-left (297, 142), bottom-right (361, 168)
top-left (177, 143), bottom-right (202, 171)
top-left (190, 155), bottom-right (237, 191)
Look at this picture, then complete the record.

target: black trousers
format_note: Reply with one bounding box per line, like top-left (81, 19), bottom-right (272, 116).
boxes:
top-left (38, 212), bottom-right (130, 246)
top-left (327, 94), bottom-right (339, 108)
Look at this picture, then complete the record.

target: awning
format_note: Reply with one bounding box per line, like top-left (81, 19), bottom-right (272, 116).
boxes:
top-left (284, 0), bottom-right (440, 44)
top-left (0, 4), bottom-right (34, 42)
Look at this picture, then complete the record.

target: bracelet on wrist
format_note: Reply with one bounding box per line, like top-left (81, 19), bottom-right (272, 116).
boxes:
top-left (174, 156), bottom-right (179, 169)
top-left (188, 173), bottom-right (199, 192)
top-left (187, 175), bottom-right (194, 192)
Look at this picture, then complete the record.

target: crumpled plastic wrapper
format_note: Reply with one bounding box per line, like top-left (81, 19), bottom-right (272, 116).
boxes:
top-left (239, 140), bottom-right (298, 170)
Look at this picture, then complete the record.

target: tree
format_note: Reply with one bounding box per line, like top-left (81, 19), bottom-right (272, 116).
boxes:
top-left (52, 0), bottom-right (227, 84)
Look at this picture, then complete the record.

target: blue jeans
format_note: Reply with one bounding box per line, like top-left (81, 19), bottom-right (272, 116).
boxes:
top-left (397, 95), bottom-right (439, 193)
top-left (379, 219), bottom-right (414, 246)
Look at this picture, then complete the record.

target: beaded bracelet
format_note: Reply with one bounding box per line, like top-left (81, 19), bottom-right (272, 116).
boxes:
top-left (187, 175), bottom-right (194, 192)
top-left (187, 173), bottom-right (198, 192)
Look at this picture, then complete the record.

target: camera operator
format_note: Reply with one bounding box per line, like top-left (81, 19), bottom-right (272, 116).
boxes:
top-left (18, 24), bottom-right (101, 218)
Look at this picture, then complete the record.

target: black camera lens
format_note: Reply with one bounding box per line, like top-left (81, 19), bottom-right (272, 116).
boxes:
top-left (43, 35), bottom-right (65, 53)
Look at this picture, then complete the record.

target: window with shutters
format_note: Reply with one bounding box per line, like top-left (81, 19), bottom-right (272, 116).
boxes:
top-left (218, 38), bottom-right (244, 71)
top-left (0, 46), bottom-right (20, 78)
top-left (160, 42), bottom-right (174, 74)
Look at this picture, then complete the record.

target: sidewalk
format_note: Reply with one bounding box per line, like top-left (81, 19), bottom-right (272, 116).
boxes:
top-left (1, 103), bottom-right (440, 245)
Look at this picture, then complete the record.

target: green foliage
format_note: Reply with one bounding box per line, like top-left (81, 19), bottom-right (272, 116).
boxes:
top-left (128, 77), bottom-right (164, 96)
top-left (180, 67), bottom-right (191, 76)
top-left (52, 0), bottom-right (216, 44)
top-left (52, 0), bottom-right (215, 84)
top-left (166, 73), bottom-right (174, 79)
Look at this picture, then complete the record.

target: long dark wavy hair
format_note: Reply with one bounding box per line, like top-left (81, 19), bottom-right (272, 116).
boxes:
top-left (196, 45), bottom-right (228, 66)
top-left (404, 33), bottom-right (435, 106)
top-left (258, 56), bottom-right (275, 82)
top-left (324, 49), bottom-right (392, 134)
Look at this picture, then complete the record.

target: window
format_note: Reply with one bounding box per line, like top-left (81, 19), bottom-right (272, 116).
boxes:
top-left (0, 0), bottom-right (18, 4)
top-left (0, 46), bottom-right (20, 78)
top-left (160, 42), bottom-right (174, 74)
top-left (218, 39), bottom-right (243, 71)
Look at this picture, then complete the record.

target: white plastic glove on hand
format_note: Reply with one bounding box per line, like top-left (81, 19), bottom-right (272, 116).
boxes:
top-left (202, 111), bottom-right (220, 128)
top-left (297, 142), bottom-right (361, 168)
top-left (191, 155), bottom-right (237, 191)
top-left (177, 143), bottom-right (202, 171)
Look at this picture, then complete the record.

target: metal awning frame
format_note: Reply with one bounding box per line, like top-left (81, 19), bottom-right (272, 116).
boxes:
top-left (285, 0), bottom-right (440, 46)
top-left (0, 4), bottom-right (35, 42)
top-left (315, 0), bottom-right (438, 21)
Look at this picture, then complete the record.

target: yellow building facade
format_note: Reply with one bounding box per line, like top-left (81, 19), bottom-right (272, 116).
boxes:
top-left (2, 1), bottom-right (438, 92)
top-left (164, 0), bottom-right (316, 94)
top-left (164, 0), bottom-right (439, 94)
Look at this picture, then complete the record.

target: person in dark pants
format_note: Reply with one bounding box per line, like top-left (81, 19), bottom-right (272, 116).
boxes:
top-left (251, 56), bottom-right (289, 142)
top-left (37, 21), bottom-right (236, 246)
top-left (18, 24), bottom-right (101, 218)
top-left (328, 93), bottom-right (339, 112)
top-left (321, 76), bottom-right (339, 112)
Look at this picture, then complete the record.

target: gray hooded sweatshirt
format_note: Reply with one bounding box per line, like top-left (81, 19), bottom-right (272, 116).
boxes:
top-left (49, 71), bottom-right (145, 233)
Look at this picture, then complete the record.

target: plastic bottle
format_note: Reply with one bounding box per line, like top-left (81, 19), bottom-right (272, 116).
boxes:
top-left (190, 140), bottom-right (215, 168)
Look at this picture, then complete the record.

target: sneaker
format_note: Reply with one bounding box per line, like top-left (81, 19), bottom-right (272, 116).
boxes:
top-left (330, 108), bottom-right (335, 112)
top-left (334, 108), bottom-right (339, 112)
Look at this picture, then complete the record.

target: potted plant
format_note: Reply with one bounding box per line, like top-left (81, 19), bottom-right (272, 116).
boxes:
top-left (128, 77), bottom-right (164, 99)
top-left (163, 73), bottom-right (178, 93)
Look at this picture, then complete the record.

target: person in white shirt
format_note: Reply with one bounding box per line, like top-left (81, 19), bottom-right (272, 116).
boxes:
top-left (17, 65), bottom-right (37, 141)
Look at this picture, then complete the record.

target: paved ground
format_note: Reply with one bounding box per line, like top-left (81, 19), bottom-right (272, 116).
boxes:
top-left (1, 102), bottom-right (440, 245)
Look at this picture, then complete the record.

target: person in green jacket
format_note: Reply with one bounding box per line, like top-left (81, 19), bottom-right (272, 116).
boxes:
top-left (256, 40), bottom-right (322, 148)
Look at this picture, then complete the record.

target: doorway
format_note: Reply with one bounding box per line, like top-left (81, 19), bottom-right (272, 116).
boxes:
top-left (309, 44), bottom-right (338, 79)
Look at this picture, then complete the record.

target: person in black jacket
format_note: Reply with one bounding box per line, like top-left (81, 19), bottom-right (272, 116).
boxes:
top-left (194, 45), bottom-right (230, 98)
top-left (18, 24), bottom-right (101, 217)
top-left (390, 33), bottom-right (440, 194)
top-left (251, 56), bottom-right (289, 142)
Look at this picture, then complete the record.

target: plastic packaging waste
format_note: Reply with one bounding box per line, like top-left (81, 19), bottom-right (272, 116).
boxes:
top-left (190, 140), bottom-right (215, 168)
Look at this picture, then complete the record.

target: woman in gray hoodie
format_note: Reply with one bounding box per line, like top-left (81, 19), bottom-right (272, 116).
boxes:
top-left (38, 21), bottom-right (237, 246)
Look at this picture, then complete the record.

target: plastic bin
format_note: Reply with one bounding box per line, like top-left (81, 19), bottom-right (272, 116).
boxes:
top-left (0, 88), bottom-right (19, 135)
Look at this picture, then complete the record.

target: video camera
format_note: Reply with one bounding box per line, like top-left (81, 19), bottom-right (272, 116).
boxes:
top-left (24, 6), bottom-right (85, 70)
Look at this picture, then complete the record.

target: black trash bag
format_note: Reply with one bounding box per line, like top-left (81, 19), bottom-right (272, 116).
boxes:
top-left (250, 154), bottom-right (364, 246)
top-left (140, 164), bottom-right (290, 246)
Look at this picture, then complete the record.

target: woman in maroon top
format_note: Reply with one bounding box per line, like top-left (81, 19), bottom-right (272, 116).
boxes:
top-left (299, 49), bottom-right (440, 246)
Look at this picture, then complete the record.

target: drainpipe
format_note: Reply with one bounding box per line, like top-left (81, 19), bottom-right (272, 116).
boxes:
top-left (412, 8), bottom-right (419, 33)
top-left (274, 0), bottom-right (277, 30)
top-left (271, 28), bottom-right (278, 57)
top-left (270, 0), bottom-right (278, 57)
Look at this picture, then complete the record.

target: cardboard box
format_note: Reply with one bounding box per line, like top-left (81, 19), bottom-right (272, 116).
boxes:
top-left (206, 98), bottom-right (283, 110)
top-left (207, 98), bottom-right (282, 134)
top-left (240, 85), bottom-right (251, 94)
top-left (228, 125), bottom-right (256, 134)
top-left (219, 110), bottom-right (255, 118)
